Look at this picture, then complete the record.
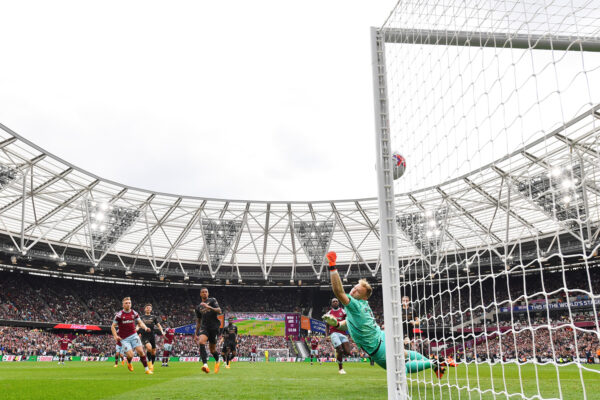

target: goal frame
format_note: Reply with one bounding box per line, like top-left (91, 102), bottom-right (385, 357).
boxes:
top-left (371, 26), bottom-right (600, 400)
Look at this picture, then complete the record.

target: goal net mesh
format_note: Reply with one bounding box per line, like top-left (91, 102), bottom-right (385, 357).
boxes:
top-left (376, 1), bottom-right (600, 399)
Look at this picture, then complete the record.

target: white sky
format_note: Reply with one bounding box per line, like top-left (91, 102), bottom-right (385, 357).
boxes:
top-left (0, 0), bottom-right (398, 202)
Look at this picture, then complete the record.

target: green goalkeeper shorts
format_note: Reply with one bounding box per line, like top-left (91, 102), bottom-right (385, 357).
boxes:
top-left (370, 331), bottom-right (387, 369)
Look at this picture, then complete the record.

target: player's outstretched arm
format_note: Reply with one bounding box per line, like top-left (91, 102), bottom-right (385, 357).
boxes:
top-left (326, 252), bottom-right (350, 306)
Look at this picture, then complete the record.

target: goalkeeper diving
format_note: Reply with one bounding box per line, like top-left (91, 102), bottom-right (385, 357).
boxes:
top-left (322, 251), bottom-right (454, 378)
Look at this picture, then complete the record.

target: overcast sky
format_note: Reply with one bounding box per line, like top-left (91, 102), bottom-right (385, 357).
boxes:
top-left (0, 0), bottom-right (398, 202)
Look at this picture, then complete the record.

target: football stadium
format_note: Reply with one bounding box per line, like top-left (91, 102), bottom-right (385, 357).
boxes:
top-left (1, 1), bottom-right (600, 399)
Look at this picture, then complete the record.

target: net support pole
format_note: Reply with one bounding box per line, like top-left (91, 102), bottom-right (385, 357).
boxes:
top-left (371, 27), bottom-right (407, 400)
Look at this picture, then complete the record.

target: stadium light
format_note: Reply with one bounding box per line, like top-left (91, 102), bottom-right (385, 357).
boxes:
top-left (397, 207), bottom-right (448, 258)
top-left (86, 200), bottom-right (141, 261)
top-left (292, 220), bottom-right (335, 275)
top-left (516, 163), bottom-right (586, 228)
top-left (0, 164), bottom-right (19, 192)
top-left (200, 218), bottom-right (243, 275)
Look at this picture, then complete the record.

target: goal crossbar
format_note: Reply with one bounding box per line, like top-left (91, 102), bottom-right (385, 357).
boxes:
top-left (381, 28), bottom-right (600, 52)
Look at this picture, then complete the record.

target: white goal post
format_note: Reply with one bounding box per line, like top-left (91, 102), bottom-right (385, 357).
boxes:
top-left (373, 2), bottom-right (600, 400)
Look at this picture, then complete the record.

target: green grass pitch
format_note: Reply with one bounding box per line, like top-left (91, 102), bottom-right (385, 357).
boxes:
top-left (234, 319), bottom-right (285, 336)
top-left (0, 362), bottom-right (598, 399)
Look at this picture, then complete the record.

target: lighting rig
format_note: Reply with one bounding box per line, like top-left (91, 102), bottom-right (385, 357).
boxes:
top-left (0, 164), bottom-right (19, 191)
top-left (200, 218), bottom-right (243, 273)
top-left (86, 200), bottom-right (141, 261)
top-left (516, 163), bottom-right (586, 230)
top-left (293, 220), bottom-right (335, 275)
top-left (397, 207), bottom-right (448, 259)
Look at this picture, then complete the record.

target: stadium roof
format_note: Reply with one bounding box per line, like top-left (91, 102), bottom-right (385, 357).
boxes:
top-left (0, 105), bottom-right (598, 282)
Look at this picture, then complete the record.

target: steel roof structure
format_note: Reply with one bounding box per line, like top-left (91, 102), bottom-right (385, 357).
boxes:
top-left (0, 104), bottom-right (598, 283)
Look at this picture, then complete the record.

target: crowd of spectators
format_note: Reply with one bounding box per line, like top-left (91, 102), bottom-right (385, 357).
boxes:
top-left (0, 327), bottom-right (291, 358)
top-left (0, 272), bottom-right (308, 327)
top-left (408, 268), bottom-right (599, 330)
top-left (1, 266), bottom-right (599, 364)
top-left (456, 326), bottom-right (600, 362)
top-left (0, 327), bottom-right (117, 356)
top-left (2, 269), bottom-right (598, 333)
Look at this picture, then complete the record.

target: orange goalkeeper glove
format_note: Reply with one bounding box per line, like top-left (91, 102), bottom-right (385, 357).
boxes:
top-left (326, 251), bottom-right (337, 271)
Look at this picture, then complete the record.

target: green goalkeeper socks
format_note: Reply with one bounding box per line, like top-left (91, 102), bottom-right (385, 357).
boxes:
top-left (405, 360), bottom-right (432, 373)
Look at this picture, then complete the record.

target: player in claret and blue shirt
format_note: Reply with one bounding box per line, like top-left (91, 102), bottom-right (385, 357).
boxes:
top-left (57, 336), bottom-right (71, 364)
top-left (322, 251), bottom-right (453, 379)
top-left (161, 326), bottom-right (176, 367)
top-left (111, 296), bottom-right (154, 375)
top-left (324, 298), bottom-right (352, 374)
top-left (309, 335), bottom-right (322, 365)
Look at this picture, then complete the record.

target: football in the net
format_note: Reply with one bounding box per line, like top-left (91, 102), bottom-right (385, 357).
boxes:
top-left (392, 153), bottom-right (406, 180)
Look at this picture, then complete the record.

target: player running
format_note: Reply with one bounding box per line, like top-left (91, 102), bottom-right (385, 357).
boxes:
top-left (251, 343), bottom-right (258, 362)
top-left (194, 287), bottom-right (222, 374)
top-left (114, 339), bottom-right (125, 367)
top-left (309, 335), bottom-right (321, 365)
top-left (161, 326), bottom-right (175, 367)
top-left (111, 297), bottom-right (154, 375)
top-left (324, 298), bottom-right (352, 374)
top-left (221, 316), bottom-right (238, 369)
top-left (322, 251), bottom-right (452, 378)
top-left (57, 335), bottom-right (71, 364)
top-left (138, 303), bottom-right (165, 371)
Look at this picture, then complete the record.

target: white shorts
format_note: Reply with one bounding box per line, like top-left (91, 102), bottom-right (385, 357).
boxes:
top-left (310, 349), bottom-right (318, 355)
top-left (121, 333), bottom-right (142, 353)
top-left (251, 353), bottom-right (258, 358)
top-left (59, 350), bottom-right (67, 355)
top-left (116, 345), bottom-right (123, 354)
top-left (163, 343), bottom-right (172, 352)
top-left (330, 332), bottom-right (349, 348)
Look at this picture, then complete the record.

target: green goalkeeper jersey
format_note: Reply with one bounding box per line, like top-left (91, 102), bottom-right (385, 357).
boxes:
top-left (344, 296), bottom-right (383, 355)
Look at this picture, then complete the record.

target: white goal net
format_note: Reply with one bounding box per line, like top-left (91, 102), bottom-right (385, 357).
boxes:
top-left (373, 1), bottom-right (600, 399)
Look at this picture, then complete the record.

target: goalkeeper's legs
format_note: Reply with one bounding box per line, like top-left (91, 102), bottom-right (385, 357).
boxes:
top-left (405, 360), bottom-right (433, 373)
top-left (404, 350), bottom-right (448, 378)
top-left (370, 343), bottom-right (436, 374)
top-left (406, 350), bottom-right (429, 361)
